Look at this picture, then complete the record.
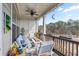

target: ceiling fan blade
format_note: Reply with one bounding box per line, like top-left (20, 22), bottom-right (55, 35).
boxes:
top-left (25, 14), bottom-right (31, 17)
top-left (33, 11), bottom-right (37, 14)
top-left (25, 10), bottom-right (30, 12)
top-left (25, 6), bottom-right (31, 11)
top-left (34, 13), bottom-right (39, 16)
top-left (25, 11), bottom-right (30, 14)
top-left (26, 14), bottom-right (31, 17)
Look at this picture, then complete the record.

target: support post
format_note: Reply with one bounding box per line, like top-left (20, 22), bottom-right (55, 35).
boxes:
top-left (43, 15), bottom-right (46, 41)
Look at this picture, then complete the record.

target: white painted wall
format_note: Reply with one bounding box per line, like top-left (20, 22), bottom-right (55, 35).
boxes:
top-left (0, 3), bottom-right (3, 56)
top-left (2, 3), bottom-right (11, 56)
top-left (0, 3), bottom-right (38, 55)
top-left (17, 19), bottom-right (38, 38)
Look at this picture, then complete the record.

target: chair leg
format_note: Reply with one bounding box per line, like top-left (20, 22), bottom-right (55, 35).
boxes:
top-left (51, 51), bottom-right (54, 56)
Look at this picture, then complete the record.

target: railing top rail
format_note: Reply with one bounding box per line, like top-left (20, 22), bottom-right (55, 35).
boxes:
top-left (44, 34), bottom-right (79, 44)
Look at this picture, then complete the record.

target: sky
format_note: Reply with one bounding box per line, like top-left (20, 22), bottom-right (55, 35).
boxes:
top-left (38, 3), bottom-right (79, 25)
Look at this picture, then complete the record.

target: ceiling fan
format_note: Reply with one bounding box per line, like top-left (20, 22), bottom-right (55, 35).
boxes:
top-left (25, 9), bottom-right (39, 17)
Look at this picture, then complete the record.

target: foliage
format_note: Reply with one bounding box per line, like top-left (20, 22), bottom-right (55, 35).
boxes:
top-left (39, 19), bottom-right (79, 36)
top-left (34, 32), bottom-right (40, 39)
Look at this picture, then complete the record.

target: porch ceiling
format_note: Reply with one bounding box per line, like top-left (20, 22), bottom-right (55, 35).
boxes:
top-left (16, 3), bottom-right (60, 20)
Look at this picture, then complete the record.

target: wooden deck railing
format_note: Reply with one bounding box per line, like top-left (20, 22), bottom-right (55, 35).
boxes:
top-left (45, 34), bottom-right (79, 56)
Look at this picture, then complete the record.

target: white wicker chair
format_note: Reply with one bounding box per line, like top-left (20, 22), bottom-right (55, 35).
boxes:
top-left (38, 40), bottom-right (54, 56)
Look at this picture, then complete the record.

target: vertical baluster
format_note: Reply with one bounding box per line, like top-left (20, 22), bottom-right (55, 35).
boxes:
top-left (60, 39), bottom-right (61, 52)
top-left (56, 39), bottom-right (58, 49)
top-left (57, 39), bottom-right (59, 51)
top-left (55, 38), bottom-right (57, 49)
top-left (60, 39), bottom-right (62, 52)
top-left (53, 37), bottom-right (54, 41)
top-left (65, 41), bottom-right (67, 55)
top-left (57, 39), bottom-right (59, 50)
top-left (55, 38), bottom-right (56, 49)
top-left (76, 43), bottom-right (78, 56)
top-left (68, 42), bottom-right (70, 56)
top-left (53, 37), bottom-right (55, 48)
top-left (72, 43), bottom-right (74, 56)
top-left (61, 39), bottom-right (63, 54)
top-left (55, 39), bottom-right (56, 49)
top-left (59, 39), bottom-right (60, 51)
top-left (63, 40), bottom-right (64, 54)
